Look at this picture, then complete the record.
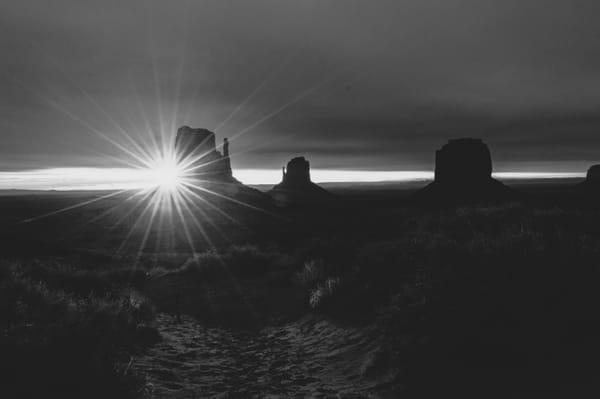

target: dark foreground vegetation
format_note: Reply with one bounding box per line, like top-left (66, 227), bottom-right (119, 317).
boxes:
top-left (0, 260), bottom-right (157, 398)
top-left (2, 182), bottom-right (600, 397)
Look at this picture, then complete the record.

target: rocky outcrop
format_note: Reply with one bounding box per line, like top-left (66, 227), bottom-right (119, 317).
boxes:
top-left (175, 126), bottom-right (233, 182)
top-left (268, 157), bottom-right (334, 207)
top-left (586, 165), bottom-right (600, 184)
top-left (280, 157), bottom-right (311, 187)
top-left (414, 138), bottom-right (515, 204)
top-left (174, 126), bottom-right (273, 208)
top-left (573, 164), bottom-right (600, 200)
top-left (434, 138), bottom-right (492, 185)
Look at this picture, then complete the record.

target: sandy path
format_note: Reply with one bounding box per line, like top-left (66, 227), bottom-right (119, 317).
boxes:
top-left (135, 313), bottom-right (389, 398)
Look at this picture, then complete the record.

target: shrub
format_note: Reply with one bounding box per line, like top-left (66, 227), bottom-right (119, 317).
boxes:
top-left (293, 259), bottom-right (327, 288)
top-left (0, 262), bottom-right (155, 398)
top-left (372, 205), bottom-right (600, 395)
top-left (308, 277), bottom-right (341, 309)
top-left (176, 245), bottom-right (294, 282)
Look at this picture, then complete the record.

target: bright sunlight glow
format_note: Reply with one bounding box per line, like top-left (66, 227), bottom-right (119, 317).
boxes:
top-left (136, 151), bottom-right (191, 194)
top-left (150, 162), bottom-right (183, 192)
top-left (0, 168), bottom-right (587, 191)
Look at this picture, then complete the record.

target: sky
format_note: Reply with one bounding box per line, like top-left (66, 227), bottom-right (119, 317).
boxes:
top-left (1, 0), bottom-right (600, 188)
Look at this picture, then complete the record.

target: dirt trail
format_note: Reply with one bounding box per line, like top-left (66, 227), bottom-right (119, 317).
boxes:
top-left (135, 313), bottom-right (393, 398)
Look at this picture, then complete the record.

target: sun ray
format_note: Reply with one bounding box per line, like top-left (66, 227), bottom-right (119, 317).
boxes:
top-left (224, 72), bottom-right (340, 143)
top-left (2, 69), bottom-right (156, 171)
top-left (179, 185), bottom-right (248, 231)
top-left (7, 28), bottom-right (155, 165)
top-left (177, 186), bottom-right (245, 245)
top-left (21, 189), bottom-right (128, 223)
top-left (131, 189), bottom-right (165, 266)
top-left (4, 45), bottom-right (287, 267)
top-left (130, 78), bottom-right (162, 157)
top-left (171, 190), bottom-right (200, 254)
top-left (172, 191), bottom-right (261, 321)
top-left (214, 51), bottom-right (296, 133)
top-left (106, 188), bottom-right (158, 232)
top-left (69, 188), bottom-right (148, 238)
top-left (182, 181), bottom-right (282, 219)
top-left (177, 191), bottom-right (225, 246)
top-left (213, 75), bottom-right (271, 133)
top-left (117, 188), bottom-right (163, 254)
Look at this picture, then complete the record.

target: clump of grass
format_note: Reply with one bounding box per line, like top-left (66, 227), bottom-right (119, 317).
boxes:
top-left (0, 262), bottom-right (156, 398)
top-left (175, 244), bottom-right (294, 282)
top-left (293, 259), bottom-right (327, 288)
top-left (293, 259), bottom-right (341, 310)
top-left (292, 260), bottom-right (368, 316)
top-left (13, 257), bottom-right (150, 296)
top-left (309, 277), bottom-right (341, 309)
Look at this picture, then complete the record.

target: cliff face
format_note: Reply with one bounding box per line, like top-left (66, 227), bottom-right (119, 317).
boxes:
top-left (415, 138), bottom-right (514, 204)
top-left (175, 126), bottom-right (233, 181)
top-left (269, 157), bottom-right (333, 207)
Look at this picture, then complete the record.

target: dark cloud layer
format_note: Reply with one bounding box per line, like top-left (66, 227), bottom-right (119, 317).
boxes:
top-left (1, 0), bottom-right (600, 172)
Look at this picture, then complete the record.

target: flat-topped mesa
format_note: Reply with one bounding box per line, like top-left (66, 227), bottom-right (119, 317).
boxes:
top-left (435, 138), bottom-right (492, 185)
top-left (175, 126), bottom-right (232, 181)
top-left (586, 165), bottom-right (600, 184)
top-left (576, 164), bottom-right (600, 200)
top-left (281, 157), bottom-right (311, 186)
top-left (269, 156), bottom-right (333, 207)
top-left (176, 126), bottom-right (216, 157)
top-left (414, 138), bottom-right (515, 203)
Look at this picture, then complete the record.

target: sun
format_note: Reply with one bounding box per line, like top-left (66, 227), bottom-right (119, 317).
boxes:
top-left (152, 163), bottom-right (182, 191)
top-left (145, 156), bottom-right (186, 193)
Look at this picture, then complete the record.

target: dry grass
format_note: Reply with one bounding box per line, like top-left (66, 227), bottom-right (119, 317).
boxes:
top-left (0, 261), bottom-right (157, 398)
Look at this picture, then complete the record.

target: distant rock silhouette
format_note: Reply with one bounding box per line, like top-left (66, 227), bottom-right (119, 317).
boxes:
top-left (281, 157), bottom-right (311, 186)
top-left (435, 138), bottom-right (492, 185)
top-left (268, 157), bottom-right (334, 207)
top-left (573, 164), bottom-right (600, 200)
top-left (586, 165), bottom-right (600, 184)
top-left (414, 138), bottom-right (515, 204)
top-left (174, 126), bottom-right (271, 207)
top-left (175, 126), bottom-right (234, 182)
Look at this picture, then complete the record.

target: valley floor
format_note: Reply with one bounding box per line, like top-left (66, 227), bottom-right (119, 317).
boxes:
top-left (3, 181), bottom-right (600, 398)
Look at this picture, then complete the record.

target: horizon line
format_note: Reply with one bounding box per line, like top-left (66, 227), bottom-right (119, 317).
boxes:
top-left (0, 167), bottom-right (586, 191)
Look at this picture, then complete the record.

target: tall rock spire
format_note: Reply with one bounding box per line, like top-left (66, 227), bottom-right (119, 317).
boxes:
top-left (223, 138), bottom-right (229, 157)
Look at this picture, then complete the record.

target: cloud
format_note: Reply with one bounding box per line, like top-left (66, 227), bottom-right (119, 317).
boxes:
top-left (1, 0), bottom-right (600, 172)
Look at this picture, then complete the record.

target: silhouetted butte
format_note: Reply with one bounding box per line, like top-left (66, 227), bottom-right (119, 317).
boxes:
top-left (414, 138), bottom-right (515, 204)
top-left (585, 165), bottom-right (600, 185)
top-left (268, 157), bottom-right (334, 207)
top-left (174, 126), bottom-right (269, 206)
top-left (573, 164), bottom-right (600, 202)
top-left (175, 126), bottom-right (235, 182)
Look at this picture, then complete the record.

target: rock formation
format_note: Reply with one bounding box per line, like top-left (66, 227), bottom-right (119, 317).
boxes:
top-left (434, 138), bottom-right (492, 186)
top-left (280, 157), bottom-right (311, 187)
top-left (585, 165), bottom-right (600, 185)
top-left (573, 164), bottom-right (600, 200)
top-left (414, 138), bottom-right (515, 203)
top-left (175, 126), bottom-right (233, 182)
top-left (268, 157), bottom-right (334, 206)
top-left (174, 126), bottom-right (273, 208)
